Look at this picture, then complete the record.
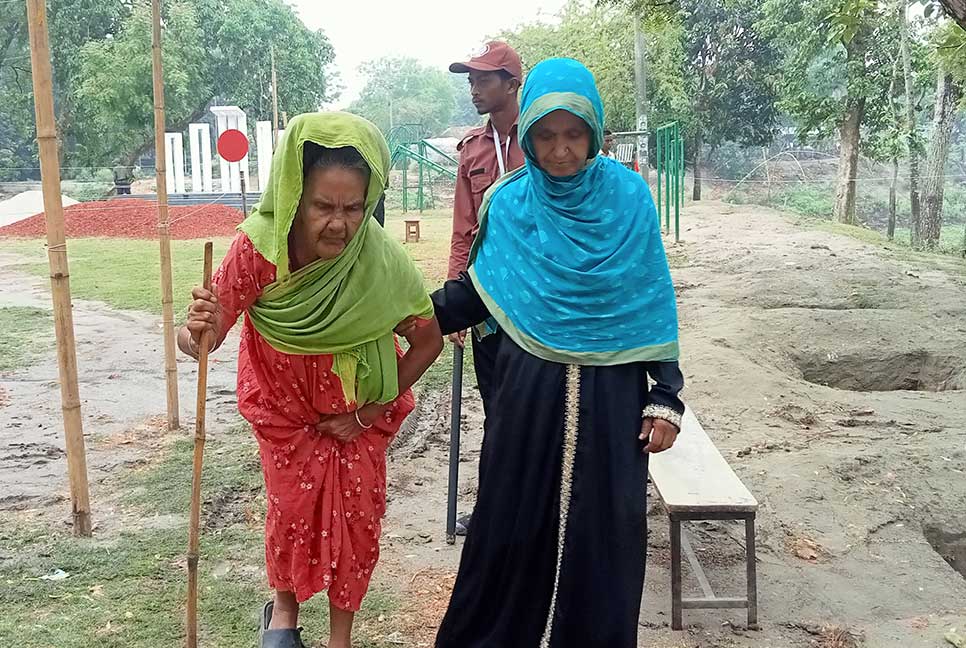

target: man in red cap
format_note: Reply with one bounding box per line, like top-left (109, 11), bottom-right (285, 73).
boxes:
top-left (446, 40), bottom-right (524, 535)
top-left (447, 40), bottom-right (524, 394)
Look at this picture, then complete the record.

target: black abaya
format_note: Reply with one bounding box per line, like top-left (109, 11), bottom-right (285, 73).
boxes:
top-left (432, 274), bottom-right (685, 648)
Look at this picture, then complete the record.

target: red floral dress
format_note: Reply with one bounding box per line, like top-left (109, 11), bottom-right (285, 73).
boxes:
top-left (213, 231), bottom-right (417, 610)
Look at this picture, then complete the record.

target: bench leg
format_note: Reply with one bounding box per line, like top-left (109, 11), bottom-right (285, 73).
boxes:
top-left (670, 516), bottom-right (682, 630)
top-left (745, 515), bottom-right (758, 629)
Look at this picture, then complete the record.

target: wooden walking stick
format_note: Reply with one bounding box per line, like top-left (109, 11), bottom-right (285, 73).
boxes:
top-left (186, 242), bottom-right (214, 648)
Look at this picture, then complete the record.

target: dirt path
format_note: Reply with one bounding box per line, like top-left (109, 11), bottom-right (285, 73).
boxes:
top-left (378, 202), bottom-right (966, 647)
top-left (2, 201), bottom-right (965, 646)
top-left (0, 252), bottom-right (239, 512)
top-left (640, 202), bottom-right (966, 646)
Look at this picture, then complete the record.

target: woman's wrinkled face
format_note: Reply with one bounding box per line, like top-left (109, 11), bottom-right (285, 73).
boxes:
top-left (292, 166), bottom-right (368, 262)
top-left (529, 109), bottom-right (593, 178)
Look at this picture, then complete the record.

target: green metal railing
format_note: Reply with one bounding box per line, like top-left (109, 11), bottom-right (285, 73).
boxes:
top-left (656, 122), bottom-right (684, 243)
top-left (387, 125), bottom-right (458, 212)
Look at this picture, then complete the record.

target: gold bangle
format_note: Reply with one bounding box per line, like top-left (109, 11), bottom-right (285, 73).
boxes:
top-left (354, 409), bottom-right (373, 429)
top-left (187, 332), bottom-right (214, 356)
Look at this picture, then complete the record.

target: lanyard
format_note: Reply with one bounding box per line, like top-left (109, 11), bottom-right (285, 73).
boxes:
top-left (492, 124), bottom-right (512, 176)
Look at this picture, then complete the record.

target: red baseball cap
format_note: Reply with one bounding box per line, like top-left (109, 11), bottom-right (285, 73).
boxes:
top-left (449, 41), bottom-right (523, 81)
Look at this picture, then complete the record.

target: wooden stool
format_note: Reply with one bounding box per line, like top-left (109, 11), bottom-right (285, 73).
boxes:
top-left (405, 218), bottom-right (421, 243)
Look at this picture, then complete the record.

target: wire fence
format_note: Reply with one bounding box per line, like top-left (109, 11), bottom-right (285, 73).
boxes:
top-left (692, 147), bottom-right (966, 255)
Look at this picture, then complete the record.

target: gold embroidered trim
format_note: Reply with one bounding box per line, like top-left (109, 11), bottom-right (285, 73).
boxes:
top-left (540, 364), bottom-right (581, 648)
top-left (642, 404), bottom-right (683, 429)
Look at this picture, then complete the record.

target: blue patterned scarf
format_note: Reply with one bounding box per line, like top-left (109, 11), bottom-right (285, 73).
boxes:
top-left (468, 58), bottom-right (679, 365)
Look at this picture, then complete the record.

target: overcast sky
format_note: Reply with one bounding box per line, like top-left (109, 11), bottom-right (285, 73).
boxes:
top-left (289, 0), bottom-right (571, 108)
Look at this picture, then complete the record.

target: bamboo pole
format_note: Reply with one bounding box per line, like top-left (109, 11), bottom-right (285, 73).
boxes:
top-left (271, 46), bottom-right (280, 146)
top-left (186, 242), bottom-right (214, 648)
top-left (152, 0), bottom-right (180, 431)
top-left (25, 0), bottom-right (93, 538)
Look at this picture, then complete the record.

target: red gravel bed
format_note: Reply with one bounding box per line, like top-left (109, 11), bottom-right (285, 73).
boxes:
top-left (0, 199), bottom-right (243, 239)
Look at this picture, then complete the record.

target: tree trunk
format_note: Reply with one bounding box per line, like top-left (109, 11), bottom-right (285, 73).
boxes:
top-left (692, 132), bottom-right (702, 201)
top-left (921, 70), bottom-right (963, 249)
top-left (889, 159), bottom-right (898, 240)
top-left (0, 20), bottom-right (25, 71)
top-left (938, 0), bottom-right (966, 30)
top-left (887, 53), bottom-right (900, 240)
top-left (833, 98), bottom-right (864, 224)
top-left (899, 5), bottom-right (922, 247)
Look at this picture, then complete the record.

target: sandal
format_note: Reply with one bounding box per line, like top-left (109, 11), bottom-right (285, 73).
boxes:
top-left (259, 600), bottom-right (310, 648)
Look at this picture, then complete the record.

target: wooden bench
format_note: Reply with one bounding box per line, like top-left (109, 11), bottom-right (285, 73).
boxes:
top-left (404, 218), bottom-right (421, 243)
top-left (648, 407), bottom-right (759, 630)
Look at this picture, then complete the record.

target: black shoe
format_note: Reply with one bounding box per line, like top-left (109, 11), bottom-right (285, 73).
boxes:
top-left (455, 512), bottom-right (472, 536)
top-left (260, 600), bottom-right (309, 648)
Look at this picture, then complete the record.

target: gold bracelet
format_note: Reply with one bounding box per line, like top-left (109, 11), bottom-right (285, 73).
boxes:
top-left (187, 332), bottom-right (214, 356)
top-left (354, 409), bottom-right (373, 429)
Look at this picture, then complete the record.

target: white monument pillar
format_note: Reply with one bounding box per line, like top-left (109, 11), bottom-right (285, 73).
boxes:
top-left (164, 132), bottom-right (187, 195)
top-left (188, 123), bottom-right (214, 193)
top-left (238, 113), bottom-right (251, 190)
top-left (255, 120), bottom-right (274, 192)
top-left (210, 106), bottom-right (250, 193)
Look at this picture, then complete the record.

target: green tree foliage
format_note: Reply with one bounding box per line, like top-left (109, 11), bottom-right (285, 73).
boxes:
top-left (681, 0), bottom-right (780, 145)
top-left (499, 2), bottom-right (639, 130)
top-left (516, 0), bottom-right (778, 192)
top-left (675, 0), bottom-right (781, 197)
top-left (72, 1), bottom-right (207, 166)
top-left (0, 0), bottom-right (335, 175)
top-left (192, 0), bottom-right (336, 119)
top-left (932, 19), bottom-right (966, 85)
top-left (0, 0), bottom-right (129, 177)
top-left (758, 0), bottom-right (918, 144)
top-left (760, 0), bottom-right (902, 221)
top-left (349, 57), bottom-right (455, 136)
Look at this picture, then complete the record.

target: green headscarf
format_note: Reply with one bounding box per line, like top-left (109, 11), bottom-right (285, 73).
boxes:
top-left (238, 112), bottom-right (433, 406)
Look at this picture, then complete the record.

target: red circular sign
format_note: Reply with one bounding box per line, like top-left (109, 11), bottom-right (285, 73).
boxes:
top-left (217, 129), bottom-right (249, 162)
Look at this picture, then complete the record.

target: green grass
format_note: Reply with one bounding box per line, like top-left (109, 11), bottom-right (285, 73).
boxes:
top-left (725, 184), bottom-right (966, 258)
top-left (0, 209), bottom-right (455, 315)
top-left (383, 209), bottom-right (452, 288)
top-left (0, 306), bottom-right (52, 371)
top-left (893, 225), bottom-right (965, 255)
top-left (0, 237), bottom-right (233, 318)
top-left (121, 421), bottom-right (263, 515)
top-left (0, 422), bottom-right (402, 648)
top-left (794, 217), bottom-right (966, 278)
top-left (810, 218), bottom-right (891, 246)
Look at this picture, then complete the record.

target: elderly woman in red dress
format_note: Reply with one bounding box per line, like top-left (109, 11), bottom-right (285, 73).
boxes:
top-left (179, 112), bottom-right (442, 648)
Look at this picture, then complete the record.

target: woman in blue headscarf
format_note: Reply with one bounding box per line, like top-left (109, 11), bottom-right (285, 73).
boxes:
top-left (425, 58), bottom-right (686, 647)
